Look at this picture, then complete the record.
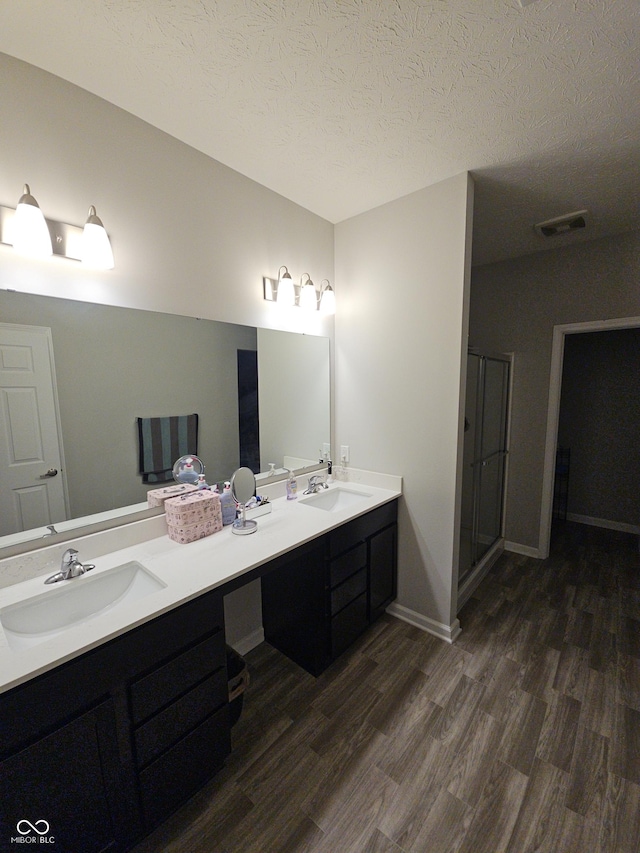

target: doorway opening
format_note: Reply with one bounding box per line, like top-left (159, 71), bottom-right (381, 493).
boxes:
top-left (540, 316), bottom-right (640, 558)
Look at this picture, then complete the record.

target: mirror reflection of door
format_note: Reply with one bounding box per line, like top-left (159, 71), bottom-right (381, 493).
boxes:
top-left (237, 349), bottom-right (260, 473)
top-left (0, 324), bottom-right (67, 535)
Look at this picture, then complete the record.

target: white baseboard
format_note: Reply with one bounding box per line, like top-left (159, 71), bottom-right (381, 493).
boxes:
top-left (228, 627), bottom-right (265, 657)
top-left (566, 513), bottom-right (640, 536)
top-left (386, 603), bottom-right (461, 644)
top-left (504, 541), bottom-right (542, 558)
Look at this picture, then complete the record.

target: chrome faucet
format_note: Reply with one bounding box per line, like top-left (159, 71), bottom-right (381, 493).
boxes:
top-left (44, 548), bottom-right (96, 585)
top-left (303, 474), bottom-right (329, 495)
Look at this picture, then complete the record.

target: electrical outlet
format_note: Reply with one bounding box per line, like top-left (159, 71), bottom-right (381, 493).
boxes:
top-left (340, 445), bottom-right (350, 462)
top-left (322, 443), bottom-right (331, 460)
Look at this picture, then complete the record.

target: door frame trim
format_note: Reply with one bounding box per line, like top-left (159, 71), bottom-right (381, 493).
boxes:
top-left (539, 314), bottom-right (640, 559)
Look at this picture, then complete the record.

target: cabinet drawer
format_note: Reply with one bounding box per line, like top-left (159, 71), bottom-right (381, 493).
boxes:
top-left (328, 500), bottom-right (398, 557)
top-left (130, 629), bottom-right (225, 724)
top-left (331, 592), bottom-right (368, 657)
top-left (329, 542), bottom-right (366, 588)
top-left (134, 667), bottom-right (227, 768)
top-left (331, 567), bottom-right (367, 616)
top-left (138, 704), bottom-right (230, 829)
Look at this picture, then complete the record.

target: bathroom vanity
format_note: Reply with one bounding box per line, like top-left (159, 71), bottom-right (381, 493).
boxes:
top-left (262, 499), bottom-right (397, 675)
top-left (0, 587), bottom-right (227, 850)
top-left (0, 475), bottom-right (400, 852)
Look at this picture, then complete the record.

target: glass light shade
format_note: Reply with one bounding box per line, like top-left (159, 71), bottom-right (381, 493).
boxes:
top-left (319, 284), bottom-right (336, 315)
top-left (11, 184), bottom-right (52, 258)
top-left (277, 272), bottom-right (295, 305)
top-left (81, 206), bottom-right (114, 269)
top-left (299, 277), bottom-right (318, 311)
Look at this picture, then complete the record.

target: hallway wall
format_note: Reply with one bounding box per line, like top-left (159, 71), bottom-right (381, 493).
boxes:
top-left (470, 230), bottom-right (640, 554)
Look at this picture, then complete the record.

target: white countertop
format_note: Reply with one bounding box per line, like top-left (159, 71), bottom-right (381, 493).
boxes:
top-left (0, 474), bottom-right (401, 694)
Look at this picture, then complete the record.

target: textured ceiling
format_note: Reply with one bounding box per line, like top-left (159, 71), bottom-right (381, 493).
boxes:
top-left (1, 0), bottom-right (639, 265)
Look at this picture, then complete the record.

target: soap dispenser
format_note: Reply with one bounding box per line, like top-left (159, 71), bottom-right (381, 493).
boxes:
top-left (286, 470), bottom-right (297, 500)
top-left (220, 481), bottom-right (237, 525)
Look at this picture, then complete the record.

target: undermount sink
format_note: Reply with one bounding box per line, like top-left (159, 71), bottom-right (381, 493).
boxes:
top-left (299, 486), bottom-right (373, 513)
top-left (0, 561), bottom-right (166, 651)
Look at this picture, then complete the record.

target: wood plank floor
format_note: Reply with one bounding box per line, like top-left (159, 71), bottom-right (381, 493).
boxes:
top-left (131, 522), bottom-right (640, 853)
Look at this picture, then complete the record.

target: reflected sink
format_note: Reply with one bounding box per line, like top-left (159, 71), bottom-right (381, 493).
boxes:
top-left (299, 486), bottom-right (373, 513)
top-left (0, 561), bottom-right (166, 651)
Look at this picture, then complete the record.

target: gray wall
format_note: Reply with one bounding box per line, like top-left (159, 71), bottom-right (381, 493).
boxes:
top-left (470, 230), bottom-right (640, 552)
top-left (558, 328), bottom-right (640, 529)
top-left (257, 328), bottom-right (330, 468)
top-left (0, 290), bottom-right (256, 517)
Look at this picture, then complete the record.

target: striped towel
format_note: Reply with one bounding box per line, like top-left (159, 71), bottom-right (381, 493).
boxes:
top-left (137, 414), bottom-right (199, 483)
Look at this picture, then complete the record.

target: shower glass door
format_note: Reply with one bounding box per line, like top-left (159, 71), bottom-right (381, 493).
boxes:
top-left (459, 354), bottom-right (509, 586)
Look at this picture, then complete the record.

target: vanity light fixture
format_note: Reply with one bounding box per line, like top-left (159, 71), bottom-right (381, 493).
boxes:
top-left (10, 184), bottom-right (53, 258)
top-left (262, 268), bottom-right (335, 314)
top-left (319, 280), bottom-right (336, 315)
top-left (0, 186), bottom-right (115, 269)
top-left (81, 206), bottom-right (115, 269)
top-left (299, 273), bottom-right (317, 312)
top-left (276, 265), bottom-right (295, 306)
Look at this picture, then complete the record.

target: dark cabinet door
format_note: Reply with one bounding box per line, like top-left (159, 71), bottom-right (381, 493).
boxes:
top-left (262, 541), bottom-right (328, 676)
top-left (369, 524), bottom-right (397, 621)
top-left (262, 503), bottom-right (399, 677)
top-left (0, 700), bottom-right (129, 853)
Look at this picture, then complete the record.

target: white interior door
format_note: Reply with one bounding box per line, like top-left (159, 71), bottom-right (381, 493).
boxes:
top-left (0, 323), bottom-right (68, 536)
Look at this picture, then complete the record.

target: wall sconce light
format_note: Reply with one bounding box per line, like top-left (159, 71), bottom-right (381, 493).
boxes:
top-left (276, 265), bottom-right (295, 306)
top-left (81, 206), bottom-right (115, 269)
top-left (263, 268), bottom-right (335, 314)
top-left (0, 185), bottom-right (115, 269)
top-left (319, 280), bottom-right (336, 315)
top-left (11, 184), bottom-right (53, 258)
top-left (299, 273), bottom-right (317, 311)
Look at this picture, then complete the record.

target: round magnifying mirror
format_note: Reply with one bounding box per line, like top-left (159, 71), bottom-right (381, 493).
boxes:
top-left (230, 467), bottom-right (258, 535)
top-left (172, 455), bottom-right (204, 485)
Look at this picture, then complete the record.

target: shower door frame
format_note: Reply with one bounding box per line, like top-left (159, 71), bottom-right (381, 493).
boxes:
top-left (458, 350), bottom-right (512, 609)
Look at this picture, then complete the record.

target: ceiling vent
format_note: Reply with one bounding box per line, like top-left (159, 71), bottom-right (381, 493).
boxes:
top-left (534, 210), bottom-right (589, 238)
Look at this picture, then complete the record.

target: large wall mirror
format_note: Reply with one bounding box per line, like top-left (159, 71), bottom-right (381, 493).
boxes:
top-left (0, 289), bottom-right (330, 551)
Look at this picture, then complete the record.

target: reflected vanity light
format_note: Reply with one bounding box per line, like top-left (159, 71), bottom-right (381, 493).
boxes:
top-left (263, 269), bottom-right (335, 314)
top-left (0, 186), bottom-right (115, 269)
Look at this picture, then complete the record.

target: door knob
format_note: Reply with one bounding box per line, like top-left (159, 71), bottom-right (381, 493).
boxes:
top-left (40, 468), bottom-right (58, 478)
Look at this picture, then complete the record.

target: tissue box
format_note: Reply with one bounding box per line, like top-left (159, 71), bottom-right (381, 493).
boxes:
top-left (165, 490), bottom-right (223, 543)
top-left (147, 483), bottom-right (198, 507)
